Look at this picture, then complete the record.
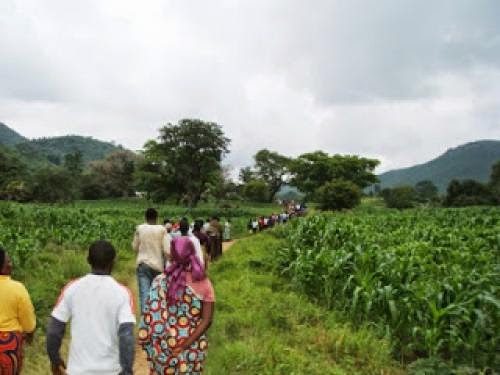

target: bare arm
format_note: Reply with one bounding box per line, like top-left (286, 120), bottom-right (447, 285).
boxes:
top-left (173, 301), bottom-right (214, 355)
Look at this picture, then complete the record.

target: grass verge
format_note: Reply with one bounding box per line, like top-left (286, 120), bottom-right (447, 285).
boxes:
top-left (205, 232), bottom-right (404, 374)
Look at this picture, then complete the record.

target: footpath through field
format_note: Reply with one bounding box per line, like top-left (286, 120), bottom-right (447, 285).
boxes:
top-left (133, 231), bottom-right (403, 374)
top-left (132, 239), bottom-right (238, 374)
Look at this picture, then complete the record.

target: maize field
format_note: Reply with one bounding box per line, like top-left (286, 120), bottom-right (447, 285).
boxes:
top-left (276, 208), bottom-right (499, 370)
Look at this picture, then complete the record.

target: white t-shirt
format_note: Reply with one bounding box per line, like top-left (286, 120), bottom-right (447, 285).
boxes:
top-left (51, 274), bottom-right (136, 375)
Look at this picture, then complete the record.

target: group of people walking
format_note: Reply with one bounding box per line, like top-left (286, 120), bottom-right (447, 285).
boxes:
top-left (247, 203), bottom-right (306, 234)
top-left (133, 208), bottom-right (216, 374)
top-left (0, 205), bottom-right (295, 374)
top-left (0, 208), bottom-right (221, 375)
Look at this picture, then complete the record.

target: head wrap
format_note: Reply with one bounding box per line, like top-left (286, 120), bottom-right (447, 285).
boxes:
top-left (165, 237), bottom-right (205, 304)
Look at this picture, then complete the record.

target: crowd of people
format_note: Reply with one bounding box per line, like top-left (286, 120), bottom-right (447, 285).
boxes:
top-left (247, 201), bottom-right (307, 233)
top-left (0, 203), bottom-right (303, 374)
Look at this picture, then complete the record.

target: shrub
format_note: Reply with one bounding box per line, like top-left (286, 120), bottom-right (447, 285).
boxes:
top-left (242, 180), bottom-right (270, 203)
top-left (316, 179), bottom-right (361, 210)
top-left (381, 186), bottom-right (416, 209)
top-left (444, 179), bottom-right (495, 207)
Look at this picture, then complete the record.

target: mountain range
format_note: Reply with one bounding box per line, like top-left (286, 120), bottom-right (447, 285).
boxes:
top-left (377, 140), bottom-right (500, 192)
top-left (0, 122), bottom-right (123, 166)
top-left (1, 122), bottom-right (499, 192)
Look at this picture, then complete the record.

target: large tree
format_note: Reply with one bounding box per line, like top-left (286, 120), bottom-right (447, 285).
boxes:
top-left (87, 150), bottom-right (140, 198)
top-left (253, 149), bottom-right (291, 202)
top-left (140, 119), bottom-right (230, 207)
top-left (289, 151), bottom-right (379, 199)
top-left (31, 166), bottom-right (76, 202)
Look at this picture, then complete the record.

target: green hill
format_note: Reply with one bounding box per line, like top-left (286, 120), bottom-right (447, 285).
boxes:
top-left (378, 140), bottom-right (500, 192)
top-left (0, 122), bottom-right (27, 146)
top-left (0, 122), bottom-right (124, 165)
top-left (23, 135), bottom-right (123, 164)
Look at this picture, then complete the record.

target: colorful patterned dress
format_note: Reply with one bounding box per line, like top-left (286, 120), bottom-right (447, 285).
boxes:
top-left (138, 273), bottom-right (214, 374)
top-left (0, 332), bottom-right (23, 375)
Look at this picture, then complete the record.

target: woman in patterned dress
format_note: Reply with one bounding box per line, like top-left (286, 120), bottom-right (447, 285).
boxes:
top-left (139, 236), bottom-right (215, 374)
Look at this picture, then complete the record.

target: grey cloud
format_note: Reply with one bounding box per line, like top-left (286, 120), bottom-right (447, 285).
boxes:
top-left (0, 0), bottom-right (499, 173)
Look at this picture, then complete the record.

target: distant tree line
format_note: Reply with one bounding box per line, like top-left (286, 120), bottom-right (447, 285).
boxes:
top-left (135, 119), bottom-right (379, 209)
top-left (0, 118), bottom-right (382, 209)
top-left (0, 145), bottom-right (140, 203)
top-left (375, 161), bottom-right (500, 209)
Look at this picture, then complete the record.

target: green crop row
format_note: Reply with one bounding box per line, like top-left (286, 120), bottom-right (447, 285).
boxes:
top-left (274, 208), bottom-right (500, 371)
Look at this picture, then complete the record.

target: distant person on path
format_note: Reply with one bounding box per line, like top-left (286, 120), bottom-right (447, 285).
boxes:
top-left (132, 208), bottom-right (170, 313)
top-left (46, 240), bottom-right (136, 375)
top-left (223, 219), bottom-right (231, 241)
top-left (0, 248), bottom-right (36, 375)
top-left (138, 238), bottom-right (215, 374)
top-left (251, 218), bottom-right (258, 233)
top-left (202, 218), bottom-right (211, 233)
top-left (169, 218), bottom-right (205, 270)
top-left (193, 220), bottom-right (210, 268)
top-left (207, 217), bottom-right (223, 261)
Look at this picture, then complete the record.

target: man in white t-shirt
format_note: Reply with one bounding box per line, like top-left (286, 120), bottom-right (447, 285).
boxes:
top-left (46, 240), bottom-right (135, 375)
top-left (132, 208), bottom-right (170, 312)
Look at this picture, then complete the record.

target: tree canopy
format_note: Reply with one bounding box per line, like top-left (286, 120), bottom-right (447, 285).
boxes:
top-left (290, 151), bottom-right (379, 199)
top-left (252, 149), bottom-right (290, 202)
top-left (139, 119), bottom-right (230, 206)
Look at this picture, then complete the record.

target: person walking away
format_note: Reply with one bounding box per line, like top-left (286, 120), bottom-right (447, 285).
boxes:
top-left (223, 219), bottom-right (231, 242)
top-left (0, 248), bottom-right (36, 375)
top-left (138, 238), bottom-right (215, 374)
top-left (251, 218), bottom-right (258, 234)
top-left (202, 218), bottom-right (210, 233)
top-left (247, 219), bottom-right (253, 234)
top-left (132, 208), bottom-right (170, 313)
top-left (193, 220), bottom-right (210, 269)
top-left (46, 240), bottom-right (135, 375)
top-left (170, 218), bottom-right (204, 269)
top-left (210, 217), bottom-right (223, 260)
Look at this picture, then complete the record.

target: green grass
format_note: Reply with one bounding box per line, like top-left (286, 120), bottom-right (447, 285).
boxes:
top-left (13, 199), bottom-right (401, 374)
top-left (3, 199), bottom-right (279, 374)
top-left (205, 233), bottom-right (403, 374)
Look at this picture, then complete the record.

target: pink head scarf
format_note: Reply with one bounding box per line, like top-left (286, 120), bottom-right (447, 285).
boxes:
top-left (165, 236), bottom-right (205, 304)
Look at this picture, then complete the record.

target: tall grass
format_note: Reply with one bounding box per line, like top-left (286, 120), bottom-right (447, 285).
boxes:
top-left (205, 233), bottom-right (403, 374)
top-left (274, 208), bottom-right (500, 372)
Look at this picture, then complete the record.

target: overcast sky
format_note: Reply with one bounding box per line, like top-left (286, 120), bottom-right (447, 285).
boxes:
top-left (1, 0), bottom-right (499, 173)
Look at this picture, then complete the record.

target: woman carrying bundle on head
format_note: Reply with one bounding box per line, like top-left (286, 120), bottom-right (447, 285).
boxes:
top-left (138, 236), bottom-right (215, 374)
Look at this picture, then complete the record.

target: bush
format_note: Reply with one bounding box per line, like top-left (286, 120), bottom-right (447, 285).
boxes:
top-left (414, 180), bottom-right (438, 203)
top-left (381, 186), bottom-right (416, 209)
top-left (31, 167), bottom-right (78, 202)
top-left (242, 180), bottom-right (270, 203)
top-left (444, 179), bottom-right (495, 207)
top-left (316, 179), bottom-right (361, 210)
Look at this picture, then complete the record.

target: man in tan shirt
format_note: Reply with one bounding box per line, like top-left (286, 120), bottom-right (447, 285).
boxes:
top-left (132, 208), bottom-right (170, 312)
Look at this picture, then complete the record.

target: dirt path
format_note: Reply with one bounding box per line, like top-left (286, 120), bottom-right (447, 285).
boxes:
top-left (133, 239), bottom-right (237, 374)
top-left (222, 239), bottom-right (236, 252)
